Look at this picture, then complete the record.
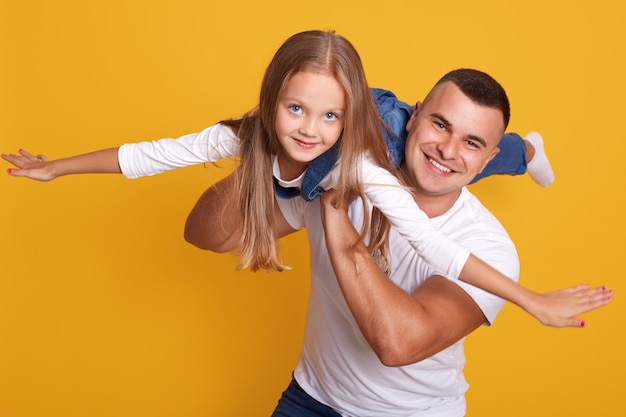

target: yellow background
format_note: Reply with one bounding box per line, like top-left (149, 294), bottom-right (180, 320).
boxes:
top-left (1, 1), bottom-right (624, 416)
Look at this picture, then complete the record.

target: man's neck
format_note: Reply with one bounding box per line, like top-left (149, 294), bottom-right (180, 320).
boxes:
top-left (395, 164), bottom-right (464, 218)
top-left (411, 189), bottom-right (462, 218)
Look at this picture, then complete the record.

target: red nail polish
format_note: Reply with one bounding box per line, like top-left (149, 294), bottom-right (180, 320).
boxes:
top-left (7, 168), bottom-right (13, 175)
top-left (580, 320), bottom-right (587, 328)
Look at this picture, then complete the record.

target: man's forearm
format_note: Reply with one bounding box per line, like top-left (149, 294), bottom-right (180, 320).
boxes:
top-left (321, 197), bottom-right (432, 365)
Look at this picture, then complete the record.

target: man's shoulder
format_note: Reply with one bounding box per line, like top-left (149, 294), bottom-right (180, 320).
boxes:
top-left (436, 188), bottom-right (518, 264)
top-left (442, 188), bottom-right (508, 235)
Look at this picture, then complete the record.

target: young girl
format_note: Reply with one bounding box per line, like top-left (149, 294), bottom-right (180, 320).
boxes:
top-left (2, 30), bottom-right (610, 328)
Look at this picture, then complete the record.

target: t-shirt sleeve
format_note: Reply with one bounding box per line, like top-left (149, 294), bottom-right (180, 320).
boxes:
top-left (454, 228), bottom-right (520, 325)
top-left (118, 123), bottom-right (240, 178)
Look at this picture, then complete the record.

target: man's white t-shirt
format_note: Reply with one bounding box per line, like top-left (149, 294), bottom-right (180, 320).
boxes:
top-left (277, 188), bottom-right (520, 417)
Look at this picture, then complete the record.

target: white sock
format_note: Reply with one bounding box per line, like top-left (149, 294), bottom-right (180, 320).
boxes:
top-left (525, 132), bottom-right (555, 187)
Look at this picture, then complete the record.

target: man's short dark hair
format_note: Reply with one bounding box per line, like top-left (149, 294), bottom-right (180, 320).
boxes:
top-left (433, 68), bottom-right (511, 129)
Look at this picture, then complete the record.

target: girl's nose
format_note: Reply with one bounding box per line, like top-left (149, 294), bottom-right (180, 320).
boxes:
top-left (299, 117), bottom-right (318, 137)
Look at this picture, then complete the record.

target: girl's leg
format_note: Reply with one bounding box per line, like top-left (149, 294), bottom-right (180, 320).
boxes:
top-left (471, 132), bottom-right (554, 186)
top-left (470, 132), bottom-right (527, 184)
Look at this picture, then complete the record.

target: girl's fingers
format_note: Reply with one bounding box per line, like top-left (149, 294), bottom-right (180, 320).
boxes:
top-left (18, 149), bottom-right (36, 159)
top-left (15, 149), bottom-right (48, 163)
top-left (2, 153), bottom-right (23, 167)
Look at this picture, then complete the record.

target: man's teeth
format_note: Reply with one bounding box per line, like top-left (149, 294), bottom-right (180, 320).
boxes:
top-left (429, 158), bottom-right (451, 173)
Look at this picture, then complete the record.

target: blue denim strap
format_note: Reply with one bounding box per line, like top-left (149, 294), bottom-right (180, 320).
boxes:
top-left (273, 138), bottom-right (341, 201)
top-left (300, 136), bottom-right (341, 201)
top-left (273, 177), bottom-right (302, 199)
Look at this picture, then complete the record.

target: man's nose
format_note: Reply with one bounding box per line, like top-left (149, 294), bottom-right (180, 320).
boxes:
top-left (436, 136), bottom-right (460, 160)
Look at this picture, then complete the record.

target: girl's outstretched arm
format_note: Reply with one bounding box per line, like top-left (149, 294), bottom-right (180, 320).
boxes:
top-left (2, 148), bottom-right (121, 181)
top-left (459, 255), bottom-right (613, 327)
top-left (3, 124), bottom-right (240, 182)
top-left (358, 158), bottom-right (613, 328)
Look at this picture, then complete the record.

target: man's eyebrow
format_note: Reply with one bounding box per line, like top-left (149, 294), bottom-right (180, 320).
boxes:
top-left (430, 112), bottom-right (487, 148)
top-left (467, 134), bottom-right (487, 148)
top-left (431, 112), bottom-right (451, 127)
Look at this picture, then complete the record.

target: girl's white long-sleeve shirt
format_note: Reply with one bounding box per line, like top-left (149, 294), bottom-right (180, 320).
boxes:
top-left (118, 123), bottom-right (470, 279)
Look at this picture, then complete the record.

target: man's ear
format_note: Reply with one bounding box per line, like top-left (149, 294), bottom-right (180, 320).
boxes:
top-left (479, 147), bottom-right (500, 173)
top-left (406, 101), bottom-right (422, 131)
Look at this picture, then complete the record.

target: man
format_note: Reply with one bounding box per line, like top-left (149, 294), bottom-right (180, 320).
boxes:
top-left (272, 69), bottom-right (518, 416)
top-left (183, 69), bottom-right (599, 416)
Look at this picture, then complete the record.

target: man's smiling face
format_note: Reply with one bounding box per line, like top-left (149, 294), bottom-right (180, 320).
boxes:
top-left (403, 81), bottom-right (504, 200)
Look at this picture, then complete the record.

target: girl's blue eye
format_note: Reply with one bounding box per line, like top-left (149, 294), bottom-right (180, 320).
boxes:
top-left (324, 112), bottom-right (338, 121)
top-left (288, 105), bottom-right (302, 114)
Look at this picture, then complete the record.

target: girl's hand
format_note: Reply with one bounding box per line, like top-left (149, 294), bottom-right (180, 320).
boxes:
top-left (526, 284), bottom-right (613, 328)
top-left (2, 149), bottom-right (57, 181)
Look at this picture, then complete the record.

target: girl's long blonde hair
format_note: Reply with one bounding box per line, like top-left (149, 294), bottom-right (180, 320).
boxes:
top-left (222, 30), bottom-right (394, 272)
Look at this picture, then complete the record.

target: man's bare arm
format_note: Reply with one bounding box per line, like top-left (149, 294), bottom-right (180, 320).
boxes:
top-left (184, 175), bottom-right (242, 252)
top-left (320, 192), bottom-right (485, 366)
top-left (184, 174), bottom-right (297, 252)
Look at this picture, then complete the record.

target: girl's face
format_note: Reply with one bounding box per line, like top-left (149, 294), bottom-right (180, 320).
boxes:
top-left (274, 70), bottom-right (345, 180)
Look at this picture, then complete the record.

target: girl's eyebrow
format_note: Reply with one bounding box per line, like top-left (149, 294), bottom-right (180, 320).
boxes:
top-left (279, 96), bottom-right (344, 112)
top-left (430, 112), bottom-right (487, 148)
